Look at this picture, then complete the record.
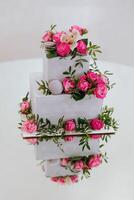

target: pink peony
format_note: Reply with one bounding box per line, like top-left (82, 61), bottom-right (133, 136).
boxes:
top-left (53, 32), bottom-right (64, 43)
top-left (64, 119), bottom-right (76, 131)
top-left (56, 42), bottom-right (71, 57)
top-left (42, 32), bottom-right (53, 42)
top-left (70, 175), bottom-right (79, 183)
top-left (62, 78), bottom-right (75, 93)
top-left (73, 160), bottom-right (84, 171)
top-left (64, 136), bottom-right (74, 142)
top-left (90, 118), bottom-right (104, 130)
top-left (20, 101), bottom-right (30, 112)
top-left (93, 83), bottom-right (108, 99)
top-left (87, 71), bottom-right (99, 82)
top-left (90, 134), bottom-right (102, 139)
top-left (21, 120), bottom-right (37, 133)
top-left (70, 25), bottom-right (87, 35)
top-left (87, 154), bottom-right (102, 168)
top-left (76, 40), bottom-right (87, 55)
top-left (60, 158), bottom-right (69, 166)
top-left (51, 177), bottom-right (59, 182)
top-left (77, 79), bottom-right (91, 92)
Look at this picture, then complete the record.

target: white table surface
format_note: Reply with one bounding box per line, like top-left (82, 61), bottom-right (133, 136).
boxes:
top-left (0, 58), bottom-right (134, 200)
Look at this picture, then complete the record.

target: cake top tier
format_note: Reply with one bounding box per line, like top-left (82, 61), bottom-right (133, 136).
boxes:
top-left (41, 25), bottom-right (101, 60)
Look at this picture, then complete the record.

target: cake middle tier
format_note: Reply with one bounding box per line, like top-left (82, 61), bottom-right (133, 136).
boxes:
top-left (30, 73), bottom-right (103, 123)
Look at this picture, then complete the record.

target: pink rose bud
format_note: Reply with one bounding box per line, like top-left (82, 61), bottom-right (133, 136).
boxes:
top-left (21, 120), bottom-right (37, 133)
top-left (64, 119), bottom-right (76, 131)
top-left (90, 118), bottom-right (104, 130)
top-left (64, 136), bottom-right (74, 142)
top-left (70, 175), bottom-right (79, 183)
top-left (56, 42), bottom-right (71, 57)
top-left (90, 134), bottom-right (102, 139)
top-left (60, 158), bottom-right (69, 167)
top-left (53, 31), bottom-right (64, 43)
top-left (42, 31), bottom-right (53, 42)
top-left (93, 83), bottom-right (108, 99)
top-left (87, 71), bottom-right (99, 82)
top-left (88, 154), bottom-right (102, 168)
top-left (77, 79), bottom-right (91, 92)
top-left (51, 177), bottom-right (59, 182)
top-left (20, 101), bottom-right (30, 113)
top-left (58, 177), bottom-right (66, 184)
top-left (73, 160), bottom-right (84, 171)
top-left (76, 40), bottom-right (87, 55)
top-left (62, 78), bottom-right (75, 93)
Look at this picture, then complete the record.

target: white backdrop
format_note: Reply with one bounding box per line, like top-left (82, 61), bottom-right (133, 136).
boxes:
top-left (0, 0), bottom-right (134, 66)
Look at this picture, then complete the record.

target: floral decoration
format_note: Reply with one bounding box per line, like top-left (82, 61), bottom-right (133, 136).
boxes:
top-left (18, 93), bottom-right (118, 151)
top-left (41, 25), bottom-right (101, 60)
top-left (37, 65), bottom-right (115, 101)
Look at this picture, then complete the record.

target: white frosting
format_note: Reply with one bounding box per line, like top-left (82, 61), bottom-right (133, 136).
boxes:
top-left (43, 55), bottom-right (90, 81)
top-left (35, 137), bottom-right (99, 160)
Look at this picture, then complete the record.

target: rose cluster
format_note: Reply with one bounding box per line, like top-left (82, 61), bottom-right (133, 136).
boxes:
top-left (62, 70), bottom-right (108, 99)
top-left (51, 175), bottom-right (78, 184)
top-left (42, 25), bottom-right (88, 57)
top-left (60, 154), bottom-right (102, 172)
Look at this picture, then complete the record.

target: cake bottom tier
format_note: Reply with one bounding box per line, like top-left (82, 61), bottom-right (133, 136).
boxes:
top-left (42, 159), bottom-right (79, 177)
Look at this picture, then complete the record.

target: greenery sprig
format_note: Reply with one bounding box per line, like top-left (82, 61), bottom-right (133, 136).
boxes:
top-left (36, 80), bottom-right (51, 95)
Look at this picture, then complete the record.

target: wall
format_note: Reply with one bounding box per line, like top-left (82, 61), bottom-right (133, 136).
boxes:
top-left (0, 0), bottom-right (134, 66)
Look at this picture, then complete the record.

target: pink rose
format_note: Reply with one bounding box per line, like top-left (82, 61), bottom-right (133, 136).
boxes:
top-left (73, 160), bottom-right (84, 171)
top-left (42, 32), bottom-right (53, 42)
top-left (58, 177), bottom-right (65, 184)
top-left (60, 158), bottom-right (69, 166)
top-left (87, 71), bottom-right (99, 82)
top-left (70, 175), bottom-right (78, 183)
top-left (70, 25), bottom-right (87, 35)
top-left (64, 119), bottom-right (76, 131)
top-left (79, 74), bottom-right (87, 81)
top-left (64, 136), bottom-right (74, 142)
top-left (21, 120), bottom-right (37, 133)
top-left (20, 101), bottom-right (30, 112)
top-left (97, 75), bottom-right (108, 85)
top-left (51, 177), bottom-right (59, 182)
top-left (77, 79), bottom-right (91, 92)
top-left (90, 118), bottom-right (104, 130)
top-left (76, 40), bottom-right (87, 55)
top-left (94, 83), bottom-right (108, 99)
top-left (88, 154), bottom-right (102, 168)
top-left (53, 32), bottom-right (64, 43)
top-left (25, 138), bottom-right (38, 145)
top-left (56, 42), bottom-right (71, 57)
top-left (62, 78), bottom-right (75, 93)
top-left (90, 134), bottom-right (102, 139)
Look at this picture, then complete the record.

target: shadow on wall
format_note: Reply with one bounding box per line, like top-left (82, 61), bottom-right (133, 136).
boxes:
top-left (0, 0), bottom-right (134, 66)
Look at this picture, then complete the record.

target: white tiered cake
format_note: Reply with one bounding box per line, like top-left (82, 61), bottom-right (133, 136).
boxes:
top-left (19, 25), bottom-right (117, 183)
